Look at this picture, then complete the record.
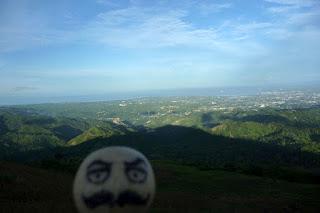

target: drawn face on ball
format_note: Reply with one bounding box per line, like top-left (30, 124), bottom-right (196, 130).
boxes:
top-left (73, 147), bottom-right (155, 213)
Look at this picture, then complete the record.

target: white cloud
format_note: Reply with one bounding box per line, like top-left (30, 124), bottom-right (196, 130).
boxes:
top-left (265, 0), bottom-right (320, 25)
top-left (0, 1), bottom-right (75, 53)
top-left (197, 2), bottom-right (232, 15)
top-left (286, 10), bottom-right (320, 25)
top-left (96, 0), bottom-right (119, 7)
top-left (264, 0), bottom-right (317, 7)
top-left (0, 1), bottom-right (281, 55)
top-left (1, 0), bottom-right (319, 71)
top-left (80, 6), bottom-right (269, 58)
top-left (18, 68), bottom-right (117, 79)
top-left (83, 8), bottom-right (222, 49)
top-left (233, 22), bottom-right (273, 36)
top-left (267, 5), bottom-right (299, 13)
top-left (264, 28), bottom-right (293, 39)
top-left (0, 27), bottom-right (72, 52)
top-left (0, 59), bottom-right (5, 69)
top-left (12, 86), bottom-right (38, 92)
top-left (263, 0), bottom-right (320, 40)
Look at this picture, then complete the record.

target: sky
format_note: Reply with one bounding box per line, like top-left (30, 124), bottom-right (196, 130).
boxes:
top-left (0, 0), bottom-right (320, 102)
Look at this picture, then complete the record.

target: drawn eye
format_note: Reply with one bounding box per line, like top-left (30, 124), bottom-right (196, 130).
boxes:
top-left (126, 168), bottom-right (147, 183)
top-left (87, 170), bottom-right (110, 184)
top-left (86, 160), bottom-right (111, 185)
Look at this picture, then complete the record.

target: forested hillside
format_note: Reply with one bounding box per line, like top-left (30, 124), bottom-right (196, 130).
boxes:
top-left (1, 100), bottom-right (320, 184)
top-left (1, 97), bottom-right (320, 212)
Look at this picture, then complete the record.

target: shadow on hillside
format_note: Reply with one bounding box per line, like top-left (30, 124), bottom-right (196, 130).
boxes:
top-left (0, 116), bottom-right (8, 135)
top-left (53, 125), bottom-right (83, 141)
top-left (201, 113), bottom-right (220, 128)
top-left (229, 112), bottom-right (320, 128)
top-left (5, 125), bottom-right (320, 184)
top-left (236, 114), bottom-right (290, 124)
top-left (68, 125), bottom-right (319, 163)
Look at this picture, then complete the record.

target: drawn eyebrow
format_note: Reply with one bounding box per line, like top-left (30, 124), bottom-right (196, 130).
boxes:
top-left (124, 157), bottom-right (148, 184)
top-left (86, 160), bottom-right (112, 184)
top-left (124, 158), bottom-right (146, 168)
top-left (87, 160), bottom-right (112, 173)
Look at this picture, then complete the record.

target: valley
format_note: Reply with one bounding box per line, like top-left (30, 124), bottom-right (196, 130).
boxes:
top-left (1, 90), bottom-right (320, 212)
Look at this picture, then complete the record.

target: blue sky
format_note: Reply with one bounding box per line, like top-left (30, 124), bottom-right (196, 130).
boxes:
top-left (0, 0), bottom-right (319, 99)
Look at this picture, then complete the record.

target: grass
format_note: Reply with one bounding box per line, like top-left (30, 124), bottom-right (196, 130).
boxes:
top-left (152, 161), bottom-right (320, 212)
top-left (0, 161), bottom-right (76, 213)
top-left (0, 161), bottom-right (319, 212)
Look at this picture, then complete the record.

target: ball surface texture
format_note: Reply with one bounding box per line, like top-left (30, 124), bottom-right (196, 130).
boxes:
top-left (73, 146), bottom-right (155, 213)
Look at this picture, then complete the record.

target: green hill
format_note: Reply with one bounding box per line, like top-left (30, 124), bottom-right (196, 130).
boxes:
top-left (1, 102), bottom-right (320, 212)
top-left (68, 122), bottom-right (130, 146)
top-left (211, 120), bottom-right (320, 153)
top-left (1, 103), bottom-right (320, 184)
top-left (15, 125), bottom-right (317, 185)
top-left (75, 125), bottom-right (320, 169)
top-left (0, 111), bottom-right (64, 151)
top-left (0, 109), bottom-right (131, 152)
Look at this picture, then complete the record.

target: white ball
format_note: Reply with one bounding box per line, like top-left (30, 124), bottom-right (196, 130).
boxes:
top-left (73, 146), bottom-right (156, 213)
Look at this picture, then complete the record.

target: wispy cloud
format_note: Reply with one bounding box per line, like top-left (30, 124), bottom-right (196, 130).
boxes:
top-left (264, 0), bottom-right (317, 7)
top-left (0, 1), bottom-right (233, 53)
top-left (265, 0), bottom-right (320, 22)
top-left (0, 0), bottom-right (319, 93)
top-left (197, 2), bottom-right (232, 15)
top-left (80, 5), bottom-right (271, 58)
top-left (29, 69), bottom-right (114, 78)
top-left (261, 0), bottom-right (320, 40)
top-left (286, 10), bottom-right (320, 25)
top-left (96, 0), bottom-right (120, 7)
top-left (0, 27), bottom-right (72, 53)
top-left (12, 86), bottom-right (38, 92)
top-left (1, 0), bottom-right (318, 53)
top-left (0, 59), bottom-right (5, 69)
top-left (83, 8), bottom-right (220, 49)
top-left (0, 1), bottom-right (76, 53)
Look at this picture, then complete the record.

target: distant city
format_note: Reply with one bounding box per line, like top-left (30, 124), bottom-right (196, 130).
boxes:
top-left (1, 84), bottom-right (320, 106)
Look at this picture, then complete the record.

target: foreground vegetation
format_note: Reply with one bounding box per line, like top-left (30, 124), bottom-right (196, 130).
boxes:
top-left (1, 161), bottom-right (319, 212)
top-left (0, 97), bottom-right (320, 211)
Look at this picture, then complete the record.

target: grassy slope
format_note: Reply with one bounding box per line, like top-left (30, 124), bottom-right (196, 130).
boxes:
top-left (67, 122), bottom-right (129, 146)
top-left (0, 161), bottom-right (76, 213)
top-left (2, 106), bottom-right (320, 155)
top-left (1, 161), bottom-right (319, 213)
top-left (153, 161), bottom-right (320, 212)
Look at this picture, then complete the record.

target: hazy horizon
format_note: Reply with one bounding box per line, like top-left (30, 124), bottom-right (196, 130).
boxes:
top-left (1, 0), bottom-right (320, 103)
top-left (1, 83), bottom-right (320, 106)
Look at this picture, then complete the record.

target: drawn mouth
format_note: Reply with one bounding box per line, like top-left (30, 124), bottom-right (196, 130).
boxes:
top-left (82, 190), bottom-right (150, 209)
